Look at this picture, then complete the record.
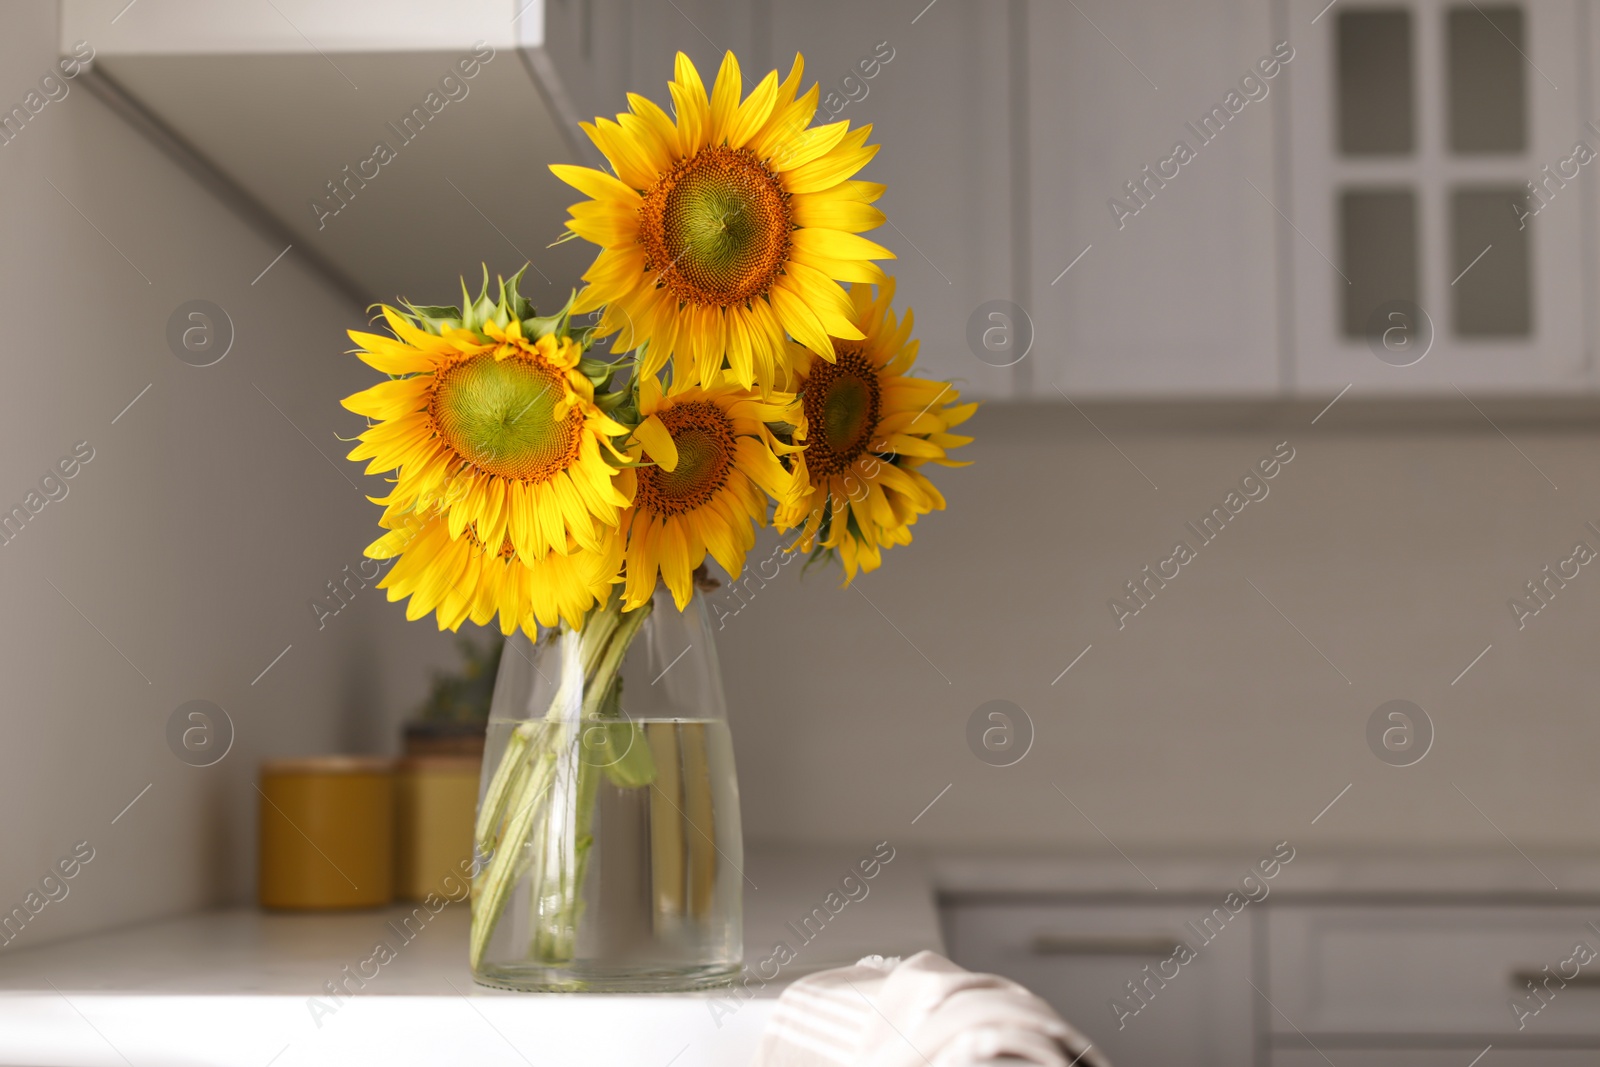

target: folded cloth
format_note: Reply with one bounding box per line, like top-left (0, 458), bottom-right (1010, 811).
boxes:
top-left (751, 951), bottom-right (1110, 1067)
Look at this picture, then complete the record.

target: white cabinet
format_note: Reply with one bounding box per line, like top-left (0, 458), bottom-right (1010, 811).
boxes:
top-left (943, 901), bottom-right (1256, 1066)
top-left (1285, 0), bottom-right (1589, 394)
top-left (769, 0), bottom-right (1019, 398)
top-left (71, 0), bottom-right (1600, 399)
top-left (949, 897), bottom-right (1600, 1067)
top-left (538, 0), bottom-right (767, 157)
top-left (1018, 0), bottom-right (1595, 397)
top-left (1023, 0), bottom-right (1284, 397)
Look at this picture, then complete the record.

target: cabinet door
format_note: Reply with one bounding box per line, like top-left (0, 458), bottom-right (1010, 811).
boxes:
top-left (770, 0), bottom-right (1019, 398)
top-left (535, 0), bottom-right (765, 167)
top-left (1286, 0), bottom-right (1588, 393)
top-left (944, 901), bottom-right (1256, 1067)
top-left (1024, 0), bottom-right (1284, 397)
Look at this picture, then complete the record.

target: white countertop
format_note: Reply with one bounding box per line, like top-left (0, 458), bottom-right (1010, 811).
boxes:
top-left (0, 846), bottom-right (942, 1067)
top-left (6, 844), bottom-right (1591, 1066)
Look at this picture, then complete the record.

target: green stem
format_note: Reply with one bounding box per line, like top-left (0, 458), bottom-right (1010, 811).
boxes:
top-left (469, 597), bottom-right (657, 974)
top-left (469, 737), bottom-right (554, 969)
top-left (473, 721), bottom-right (532, 851)
top-left (526, 600), bottom-right (653, 963)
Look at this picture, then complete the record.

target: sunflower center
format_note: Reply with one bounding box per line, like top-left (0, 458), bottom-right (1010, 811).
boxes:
top-left (431, 352), bottom-right (580, 483)
top-left (634, 401), bottom-right (737, 515)
top-left (638, 145), bottom-right (792, 308)
top-left (802, 349), bottom-right (883, 476)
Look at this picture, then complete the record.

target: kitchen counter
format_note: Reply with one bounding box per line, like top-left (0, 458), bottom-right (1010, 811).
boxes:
top-left (0, 845), bottom-right (941, 1067)
top-left (7, 843), bottom-right (1589, 1066)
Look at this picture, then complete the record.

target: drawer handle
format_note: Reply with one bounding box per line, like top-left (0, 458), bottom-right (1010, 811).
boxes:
top-left (1510, 969), bottom-right (1600, 989)
top-left (1031, 934), bottom-right (1183, 958)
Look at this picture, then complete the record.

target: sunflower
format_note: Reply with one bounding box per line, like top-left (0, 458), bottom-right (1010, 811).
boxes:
top-left (618, 372), bottom-right (805, 610)
top-left (552, 51), bottom-right (895, 393)
top-left (365, 503), bottom-right (621, 634)
top-left (776, 280), bottom-right (975, 582)
top-left (342, 275), bottom-right (631, 564)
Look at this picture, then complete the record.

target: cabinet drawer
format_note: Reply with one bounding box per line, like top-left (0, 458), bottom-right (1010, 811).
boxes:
top-left (1274, 1052), bottom-right (1598, 1067)
top-left (1269, 906), bottom-right (1600, 1035)
top-left (944, 902), bottom-right (1254, 1067)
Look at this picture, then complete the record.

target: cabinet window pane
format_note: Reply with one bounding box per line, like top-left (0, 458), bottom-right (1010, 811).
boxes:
top-left (1342, 189), bottom-right (1418, 337)
top-left (1452, 187), bottom-right (1531, 336)
top-left (1448, 6), bottom-right (1527, 153)
top-left (1338, 10), bottom-right (1414, 155)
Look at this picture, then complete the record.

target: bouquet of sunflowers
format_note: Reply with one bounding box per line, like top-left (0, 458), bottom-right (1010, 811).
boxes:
top-left (339, 52), bottom-right (973, 974)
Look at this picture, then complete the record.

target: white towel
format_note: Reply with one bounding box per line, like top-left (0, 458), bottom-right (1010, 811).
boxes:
top-left (751, 951), bottom-right (1110, 1067)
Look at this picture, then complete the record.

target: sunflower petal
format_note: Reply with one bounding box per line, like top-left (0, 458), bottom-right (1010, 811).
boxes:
top-left (550, 164), bottom-right (641, 205)
top-left (673, 52), bottom-right (710, 149)
top-left (769, 284), bottom-right (834, 356)
top-left (727, 69), bottom-right (780, 148)
top-left (785, 142), bottom-right (880, 194)
top-left (632, 414), bottom-right (679, 471)
top-left (709, 51), bottom-right (742, 145)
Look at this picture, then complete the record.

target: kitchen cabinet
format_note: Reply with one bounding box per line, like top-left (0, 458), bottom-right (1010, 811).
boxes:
top-left (65, 0), bottom-right (1600, 399)
top-left (944, 900), bottom-right (1257, 1067)
top-left (1023, 0), bottom-right (1285, 398)
top-left (768, 0), bottom-right (1020, 398)
top-left (1020, 0), bottom-right (1596, 398)
top-left (1284, 0), bottom-right (1589, 394)
top-left (538, 0), bottom-right (767, 163)
top-left (948, 892), bottom-right (1600, 1067)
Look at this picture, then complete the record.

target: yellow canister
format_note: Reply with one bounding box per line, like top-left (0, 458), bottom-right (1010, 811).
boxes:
top-left (393, 755), bottom-right (480, 901)
top-left (258, 756), bottom-right (395, 909)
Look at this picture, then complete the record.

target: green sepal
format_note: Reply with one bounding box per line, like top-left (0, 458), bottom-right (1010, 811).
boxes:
top-left (801, 544), bottom-right (836, 579)
top-left (382, 267), bottom-right (559, 342)
top-left (500, 265), bottom-right (536, 321)
top-left (524, 290), bottom-right (578, 341)
top-left (405, 304), bottom-right (462, 324)
top-left (844, 508), bottom-right (866, 544)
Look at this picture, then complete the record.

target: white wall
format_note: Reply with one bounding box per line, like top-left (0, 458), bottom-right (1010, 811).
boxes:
top-left (0, 2), bottom-right (402, 947)
top-left (711, 402), bottom-right (1600, 855)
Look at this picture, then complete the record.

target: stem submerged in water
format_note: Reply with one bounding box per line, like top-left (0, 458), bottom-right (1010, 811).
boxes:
top-left (469, 598), bottom-right (656, 973)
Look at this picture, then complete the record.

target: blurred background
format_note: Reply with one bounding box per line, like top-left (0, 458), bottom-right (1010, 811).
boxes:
top-left (6, 0), bottom-right (1600, 1061)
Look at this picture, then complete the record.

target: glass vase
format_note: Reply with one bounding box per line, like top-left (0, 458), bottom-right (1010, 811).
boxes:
top-left (469, 586), bottom-right (743, 992)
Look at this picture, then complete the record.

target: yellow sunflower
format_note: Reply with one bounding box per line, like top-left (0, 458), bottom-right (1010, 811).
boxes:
top-left (552, 51), bottom-right (895, 392)
top-left (618, 372), bottom-right (805, 610)
top-left (365, 503), bottom-right (621, 634)
top-left (342, 276), bottom-right (631, 563)
top-left (776, 280), bottom-right (975, 582)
